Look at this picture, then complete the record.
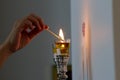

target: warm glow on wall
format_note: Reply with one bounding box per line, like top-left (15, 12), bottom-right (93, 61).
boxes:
top-left (81, 0), bottom-right (92, 80)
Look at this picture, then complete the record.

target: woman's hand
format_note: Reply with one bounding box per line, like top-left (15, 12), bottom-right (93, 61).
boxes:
top-left (2, 14), bottom-right (48, 54)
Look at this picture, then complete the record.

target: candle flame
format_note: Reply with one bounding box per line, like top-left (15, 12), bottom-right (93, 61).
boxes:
top-left (59, 28), bottom-right (64, 40)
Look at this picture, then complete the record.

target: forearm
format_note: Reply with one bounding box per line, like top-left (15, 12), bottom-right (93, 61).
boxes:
top-left (0, 43), bottom-right (12, 67)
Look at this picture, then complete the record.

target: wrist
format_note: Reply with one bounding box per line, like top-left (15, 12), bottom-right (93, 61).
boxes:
top-left (0, 42), bottom-right (13, 67)
top-left (0, 42), bottom-right (13, 56)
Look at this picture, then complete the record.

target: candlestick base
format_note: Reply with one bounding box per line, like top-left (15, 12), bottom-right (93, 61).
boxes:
top-left (54, 54), bottom-right (69, 80)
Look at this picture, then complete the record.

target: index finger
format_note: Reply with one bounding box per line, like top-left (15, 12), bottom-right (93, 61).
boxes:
top-left (30, 14), bottom-right (45, 28)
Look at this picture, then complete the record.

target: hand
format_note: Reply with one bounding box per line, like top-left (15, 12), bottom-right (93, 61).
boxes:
top-left (2, 14), bottom-right (48, 54)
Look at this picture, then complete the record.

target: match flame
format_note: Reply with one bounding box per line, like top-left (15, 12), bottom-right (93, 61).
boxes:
top-left (59, 28), bottom-right (65, 41)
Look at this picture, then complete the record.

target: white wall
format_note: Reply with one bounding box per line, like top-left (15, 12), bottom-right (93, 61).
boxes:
top-left (0, 0), bottom-right (70, 80)
top-left (71, 0), bottom-right (115, 80)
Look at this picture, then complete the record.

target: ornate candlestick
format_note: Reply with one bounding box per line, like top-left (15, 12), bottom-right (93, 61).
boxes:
top-left (52, 29), bottom-right (70, 80)
top-left (46, 28), bottom-right (70, 80)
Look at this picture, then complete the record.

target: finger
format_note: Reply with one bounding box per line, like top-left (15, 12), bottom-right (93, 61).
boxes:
top-left (16, 19), bottom-right (33, 33)
top-left (28, 28), bottom-right (41, 39)
top-left (31, 14), bottom-right (45, 27)
top-left (27, 14), bottom-right (41, 31)
top-left (25, 19), bottom-right (34, 30)
top-left (24, 20), bottom-right (36, 33)
top-left (29, 14), bottom-right (47, 31)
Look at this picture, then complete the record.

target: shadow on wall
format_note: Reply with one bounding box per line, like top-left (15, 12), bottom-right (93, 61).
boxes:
top-left (113, 0), bottom-right (120, 80)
